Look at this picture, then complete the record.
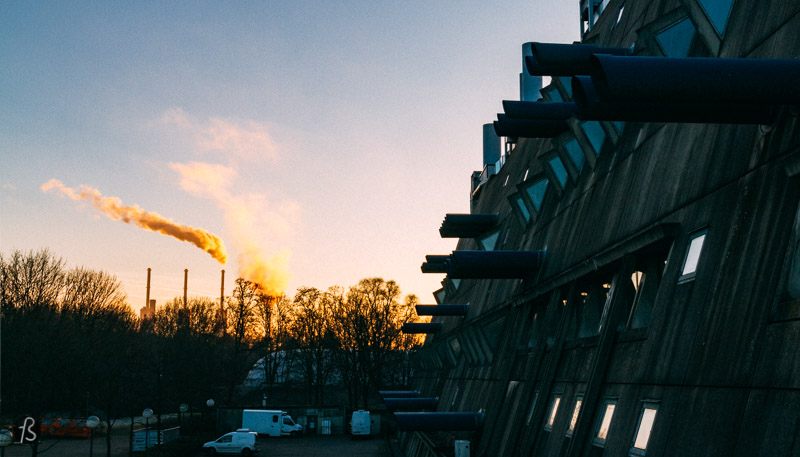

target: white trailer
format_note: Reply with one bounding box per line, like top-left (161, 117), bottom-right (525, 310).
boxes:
top-left (242, 410), bottom-right (303, 437)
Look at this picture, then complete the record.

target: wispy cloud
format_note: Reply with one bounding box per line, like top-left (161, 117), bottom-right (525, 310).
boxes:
top-left (160, 108), bottom-right (279, 162)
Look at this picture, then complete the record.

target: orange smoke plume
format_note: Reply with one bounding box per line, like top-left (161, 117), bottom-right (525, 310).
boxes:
top-left (41, 179), bottom-right (227, 264)
top-left (169, 162), bottom-right (294, 296)
top-left (238, 246), bottom-right (290, 297)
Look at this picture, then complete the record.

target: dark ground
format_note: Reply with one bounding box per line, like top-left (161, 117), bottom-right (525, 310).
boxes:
top-left (2, 432), bottom-right (397, 457)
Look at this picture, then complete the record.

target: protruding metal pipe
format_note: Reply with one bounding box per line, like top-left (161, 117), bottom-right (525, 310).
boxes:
top-left (494, 115), bottom-right (570, 138)
top-left (502, 101), bottom-right (578, 120)
top-left (394, 412), bottom-right (485, 431)
top-left (402, 322), bottom-right (444, 334)
top-left (447, 250), bottom-right (544, 279)
top-left (589, 54), bottom-right (800, 105)
top-left (384, 398), bottom-right (439, 411)
top-left (525, 42), bottom-right (631, 76)
top-left (415, 304), bottom-right (469, 316)
top-left (422, 255), bottom-right (450, 274)
top-left (379, 391), bottom-right (421, 398)
top-left (572, 75), bottom-right (778, 124)
top-left (439, 213), bottom-right (499, 238)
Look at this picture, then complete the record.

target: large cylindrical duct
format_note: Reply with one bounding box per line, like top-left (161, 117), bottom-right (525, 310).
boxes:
top-left (589, 54), bottom-right (800, 104)
top-left (402, 322), bottom-right (444, 334)
top-left (571, 75), bottom-right (778, 124)
top-left (525, 42), bottom-right (631, 76)
top-left (415, 304), bottom-right (469, 317)
top-left (379, 391), bottom-right (421, 399)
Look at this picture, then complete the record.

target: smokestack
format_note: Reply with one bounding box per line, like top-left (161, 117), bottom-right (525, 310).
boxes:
top-left (146, 268), bottom-right (151, 308)
top-left (220, 269), bottom-right (225, 309)
top-left (183, 269), bottom-right (188, 307)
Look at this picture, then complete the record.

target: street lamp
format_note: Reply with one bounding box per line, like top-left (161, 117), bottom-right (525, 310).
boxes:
top-left (142, 408), bottom-right (154, 451)
top-left (0, 429), bottom-right (13, 457)
top-left (206, 399), bottom-right (215, 432)
top-left (86, 416), bottom-right (100, 457)
top-left (178, 404), bottom-right (189, 433)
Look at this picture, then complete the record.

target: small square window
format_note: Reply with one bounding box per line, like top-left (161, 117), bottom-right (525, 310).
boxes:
top-left (545, 395), bottom-right (562, 430)
top-left (679, 230), bottom-right (708, 282)
top-left (567, 395), bottom-right (584, 436)
top-left (593, 399), bottom-right (617, 447)
top-left (630, 403), bottom-right (659, 456)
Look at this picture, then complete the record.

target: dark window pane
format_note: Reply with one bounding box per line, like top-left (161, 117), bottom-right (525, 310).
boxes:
top-left (525, 179), bottom-right (549, 212)
top-left (581, 121), bottom-right (606, 155)
top-left (549, 156), bottom-right (569, 188)
top-left (655, 18), bottom-right (696, 57)
top-left (515, 196), bottom-right (531, 222)
top-left (563, 138), bottom-right (585, 173)
top-left (698, 0), bottom-right (735, 35)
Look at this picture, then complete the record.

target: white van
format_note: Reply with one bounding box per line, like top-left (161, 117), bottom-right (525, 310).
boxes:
top-left (202, 429), bottom-right (260, 455)
top-left (242, 410), bottom-right (304, 437)
top-left (350, 410), bottom-right (371, 438)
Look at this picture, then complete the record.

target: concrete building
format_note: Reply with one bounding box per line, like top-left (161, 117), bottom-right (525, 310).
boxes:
top-left (399, 0), bottom-right (800, 456)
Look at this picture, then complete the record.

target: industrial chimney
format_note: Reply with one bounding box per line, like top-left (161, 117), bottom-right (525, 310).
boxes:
top-left (146, 268), bottom-right (151, 308)
top-left (220, 269), bottom-right (225, 309)
top-left (183, 269), bottom-right (188, 307)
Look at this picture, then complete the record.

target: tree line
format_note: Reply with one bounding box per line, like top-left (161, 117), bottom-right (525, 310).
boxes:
top-left (0, 249), bottom-right (424, 456)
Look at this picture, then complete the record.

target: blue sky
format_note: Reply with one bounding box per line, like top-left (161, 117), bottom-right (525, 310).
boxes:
top-left (1, 1), bottom-right (579, 308)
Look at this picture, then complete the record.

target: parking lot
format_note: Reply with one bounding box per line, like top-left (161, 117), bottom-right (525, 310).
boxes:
top-left (2, 433), bottom-right (397, 456)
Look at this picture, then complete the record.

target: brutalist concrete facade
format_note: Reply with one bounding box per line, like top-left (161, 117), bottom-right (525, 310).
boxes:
top-left (401, 0), bottom-right (800, 456)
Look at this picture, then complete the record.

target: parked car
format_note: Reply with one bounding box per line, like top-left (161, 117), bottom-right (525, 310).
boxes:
top-left (40, 418), bottom-right (99, 438)
top-left (203, 429), bottom-right (260, 455)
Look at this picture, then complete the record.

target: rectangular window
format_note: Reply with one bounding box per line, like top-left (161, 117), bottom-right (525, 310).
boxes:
top-left (593, 400), bottom-right (617, 447)
top-left (630, 403), bottom-right (659, 456)
top-left (679, 230), bottom-right (708, 282)
top-left (526, 391), bottom-right (540, 426)
top-left (567, 396), bottom-right (583, 436)
top-left (545, 396), bottom-right (562, 430)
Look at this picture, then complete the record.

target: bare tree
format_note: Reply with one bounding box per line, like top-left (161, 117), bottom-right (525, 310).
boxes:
top-left (289, 287), bottom-right (338, 405)
top-left (254, 293), bottom-right (294, 404)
